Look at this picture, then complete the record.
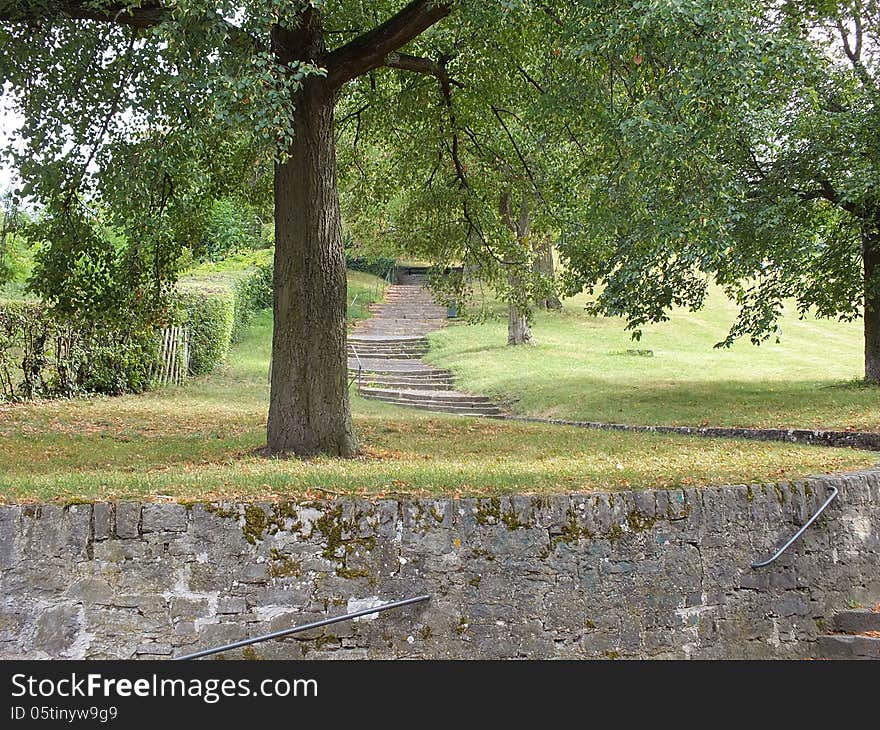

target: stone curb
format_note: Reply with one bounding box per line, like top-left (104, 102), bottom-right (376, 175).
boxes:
top-left (495, 415), bottom-right (880, 451)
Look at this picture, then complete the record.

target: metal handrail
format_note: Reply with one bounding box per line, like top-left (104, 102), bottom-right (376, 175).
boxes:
top-left (174, 595), bottom-right (431, 660)
top-left (751, 484), bottom-right (839, 568)
top-left (348, 342), bottom-right (364, 390)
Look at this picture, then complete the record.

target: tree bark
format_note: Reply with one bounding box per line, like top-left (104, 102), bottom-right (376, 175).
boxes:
top-left (507, 268), bottom-right (534, 346)
top-left (267, 75), bottom-right (355, 456)
top-left (863, 214), bottom-right (880, 383)
top-left (500, 190), bottom-right (535, 346)
top-left (531, 236), bottom-right (562, 310)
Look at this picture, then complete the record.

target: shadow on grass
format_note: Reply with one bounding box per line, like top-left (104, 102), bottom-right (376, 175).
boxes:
top-left (462, 374), bottom-right (880, 431)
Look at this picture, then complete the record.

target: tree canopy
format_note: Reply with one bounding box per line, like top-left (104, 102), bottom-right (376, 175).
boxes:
top-left (0, 1), bottom-right (579, 454)
top-left (553, 0), bottom-right (880, 378)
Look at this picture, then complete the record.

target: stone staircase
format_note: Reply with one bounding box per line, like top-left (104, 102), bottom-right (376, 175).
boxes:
top-left (816, 606), bottom-right (880, 659)
top-left (348, 284), bottom-right (504, 417)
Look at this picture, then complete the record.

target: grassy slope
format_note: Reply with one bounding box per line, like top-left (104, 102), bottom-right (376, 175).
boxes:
top-left (425, 287), bottom-right (879, 431)
top-left (0, 283), bottom-right (875, 502)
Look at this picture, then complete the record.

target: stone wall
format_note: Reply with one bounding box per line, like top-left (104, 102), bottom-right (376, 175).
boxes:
top-left (1, 470), bottom-right (878, 660)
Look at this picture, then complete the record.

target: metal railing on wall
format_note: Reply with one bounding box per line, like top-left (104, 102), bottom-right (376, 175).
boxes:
top-left (174, 595), bottom-right (431, 660)
top-left (751, 484), bottom-right (839, 569)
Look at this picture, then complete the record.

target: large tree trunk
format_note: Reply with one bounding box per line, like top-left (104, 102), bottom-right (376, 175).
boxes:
top-left (863, 215), bottom-right (880, 383)
top-left (267, 76), bottom-right (355, 456)
top-left (531, 236), bottom-right (562, 310)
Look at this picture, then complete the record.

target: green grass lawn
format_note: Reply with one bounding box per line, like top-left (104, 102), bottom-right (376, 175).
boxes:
top-left (0, 291), bottom-right (875, 503)
top-left (425, 287), bottom-right (880, 431)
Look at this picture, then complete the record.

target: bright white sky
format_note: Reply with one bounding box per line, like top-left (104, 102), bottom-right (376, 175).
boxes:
top-left (0, 97), bottom-right (22, 194)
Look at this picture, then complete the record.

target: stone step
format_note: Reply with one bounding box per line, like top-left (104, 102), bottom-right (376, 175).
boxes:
top-left (349, 336), bottom-right (428, 345)
top-left (349, 345), bottom-right (429, 352)
top-left (359, 387), bottom-right (495, 405)
top-left (372, 294), bottom-right (438, 299)
top-left (358, 311), bottom-right (442, 317)
top-left (348, 341), bottom-right (429, 350)
top-left (360, 392), bottom-right (503, 416)
top-left (351, 365), bottom-right (450, 376)
top-left (817, 634), bottom-right (880, 659)
top-left (834, 609), bottom-right (880, 634)
top-left (370, 299), bottom-right (441, 304)
top-left (357, 378), bottom-right (454, 391)
top-left (351, 281), bottom-right (500, 417)
top-left (350, 365), bottom-right (446, 375)
top-left (355, 328), bottom-right (443, 335)
top-left (348, 350), bottom-right (426, 360)
top-left (348, 340), bottom-right (428, 352)
top-left (349, 349), bottom-right (430, 357)
top-left (348, 367), bottom-right (452, 382)
top-left (367, 312), bottom-right (447, 319)
top-left (374, 307), bottom-right (441, 312)
top-left (349, 362), bottom-right (452, 376)
top-left (371, 301), bottom-right (443, 305)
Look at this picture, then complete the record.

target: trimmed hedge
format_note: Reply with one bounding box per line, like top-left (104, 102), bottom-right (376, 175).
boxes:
top-left (175, 258), bottom-right (274, 376)
top-left (230, 261), bottom-right (273, 343)
top-left (345, 254), bottom-right (395, 279)
top-left (175, 290), bottom-right (235, 376)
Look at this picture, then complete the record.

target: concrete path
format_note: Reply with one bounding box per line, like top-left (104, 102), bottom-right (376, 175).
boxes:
top-left (348, 283), bottom-right (503, 417)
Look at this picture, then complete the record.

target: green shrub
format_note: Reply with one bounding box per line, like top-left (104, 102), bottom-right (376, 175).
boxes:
top-left (0, 299), bottom-right (159, 401)
top-left (197, 198), bottom-right (266, 262)
top-left (173, 252), bottom-right (273, 372)
top-left (1, 250), bottom-right (272, 401)
top-left (230, 259), bottom-right (273, 343)
top-left (176, 290), bottom-right (235, 376)
top-left (344, 254), bottom-right (395, 279)
top-left (78, 332), bottom-right (158, 395)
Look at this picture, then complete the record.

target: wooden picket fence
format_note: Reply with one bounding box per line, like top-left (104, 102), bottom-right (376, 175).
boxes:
top-left (153, 325), bottom-right (189, 386)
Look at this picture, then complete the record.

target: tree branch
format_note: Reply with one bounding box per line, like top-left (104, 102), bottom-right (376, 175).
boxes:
top-left (325, 0), bottom-right (452, 88)
top-left (801, 177), bottom-right (858, 214)
top-left (463, 200), bottom-right (520, 267)
top-left (0, 1), bottom-right (259, 48)
top-left (834, 14), bottom-right (877, 92)
top-left (383, 51), bottom-right (462, 89)
top-left (382, 50), bottom-right (467, 189)
top-left (492, 106), bottom-right (541, 196)
top-left (0, 1), bottom-right (169, 28)
top-left (79, 29), bottom-right (138, 183)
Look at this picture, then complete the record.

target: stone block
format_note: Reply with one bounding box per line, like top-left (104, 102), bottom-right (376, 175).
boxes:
top-left (116, 502), bottom-right (141, 539)
top-left (141, 504), bottom-right (188, 533)
top-left (93, 503), bottom-right (112, 541)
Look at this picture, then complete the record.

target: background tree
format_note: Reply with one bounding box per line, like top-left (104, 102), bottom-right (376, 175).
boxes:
top-left (555, 0), bottom-right (880, 382)
top-left (0, 192), bottom-right (23, 286)
top-left (531, 235), bottom-right (562, 311)
top-left (336, 7), bottom-right (572, 346)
